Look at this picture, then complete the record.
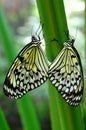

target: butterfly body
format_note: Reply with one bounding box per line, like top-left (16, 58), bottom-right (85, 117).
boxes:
top-left (49, 39), bottom-right (83, 106)
top-left (4, 36), bottom-right (48, 99)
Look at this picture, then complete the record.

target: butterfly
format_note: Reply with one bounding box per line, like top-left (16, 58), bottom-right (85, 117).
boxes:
top-left (48, 38), bottom-right (84, 106)
top-left (4, 35), bottom-right (49, 99)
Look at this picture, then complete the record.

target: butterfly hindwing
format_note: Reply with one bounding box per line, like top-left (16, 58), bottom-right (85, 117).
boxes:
top-left (4, 37), bottom-right (48, 99)
top-left (49, 39), bottom-right (83, 106)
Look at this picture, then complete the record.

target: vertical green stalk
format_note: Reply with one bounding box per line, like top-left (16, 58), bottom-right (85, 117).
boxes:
top-left (36, 0), bottom-right (84, 130)
top-left (17, 95), bottom-right (41, 130)
top-left (0, 4), bottom-right (41, 130)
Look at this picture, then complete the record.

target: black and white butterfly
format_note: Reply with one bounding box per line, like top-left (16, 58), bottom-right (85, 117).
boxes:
top-left (4, 35), bottom-right (49, 99)
top-left (48, 38), bottom-right (84, 106)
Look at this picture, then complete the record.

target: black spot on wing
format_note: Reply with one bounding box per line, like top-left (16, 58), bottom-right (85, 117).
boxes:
top-left (19, 56), bottom-right (24, 62)
top-left (71, 55), bottom-right (76, 58)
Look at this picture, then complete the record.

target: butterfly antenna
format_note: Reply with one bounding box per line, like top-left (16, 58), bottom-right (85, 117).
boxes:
top-left (35, 23), bottom-right (41, 36)
top-left (64, 30), bottom-right (70, 40)
top-left (36, 22), bottom-right (44, 40)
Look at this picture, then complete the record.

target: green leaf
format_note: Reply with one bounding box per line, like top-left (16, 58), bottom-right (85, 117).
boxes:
top-left (0, 108), bottom-right (10, 130)
top-left (17, 95), bottom-right (41, 130)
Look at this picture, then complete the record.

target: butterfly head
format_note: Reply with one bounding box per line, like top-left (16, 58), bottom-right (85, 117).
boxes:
top-left (64, 38), bottom-right (75, 48)
top-left (31, 35), bottom-right (41, 45)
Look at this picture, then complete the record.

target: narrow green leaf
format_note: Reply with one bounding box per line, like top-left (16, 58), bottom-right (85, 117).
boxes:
top-left (0, 108), bottom-right (10, 130)
top-left (0, 4), bottom-right (16, 64)
top-left (17, 95), bottom-right (41, 130)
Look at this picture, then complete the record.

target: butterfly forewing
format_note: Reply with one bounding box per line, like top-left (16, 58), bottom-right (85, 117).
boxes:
top-left (48, 39), bottom-right (83, 106)
top-left (4, 37), bottom-right (48, 99)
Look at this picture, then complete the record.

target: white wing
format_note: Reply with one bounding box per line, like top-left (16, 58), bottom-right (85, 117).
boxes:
top-left (49, 43), bottom-right (83, 106)
top-left (4, 42), bottom-right (48, 99)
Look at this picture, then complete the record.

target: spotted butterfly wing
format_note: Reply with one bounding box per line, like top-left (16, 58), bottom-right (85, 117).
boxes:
top-left (48, 39), bottom-right (83, 106)
top-left (4, 36), bottom-right (48, 99)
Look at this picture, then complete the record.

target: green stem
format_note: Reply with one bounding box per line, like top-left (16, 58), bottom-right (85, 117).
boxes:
top-left (36, 0), bottom-right (84, 130)
top-left (17, 95), bottom-right (41, 130)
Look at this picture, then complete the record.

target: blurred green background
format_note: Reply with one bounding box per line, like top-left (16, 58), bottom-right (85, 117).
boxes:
top-left (0, 0), bottom-right (85, 130)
